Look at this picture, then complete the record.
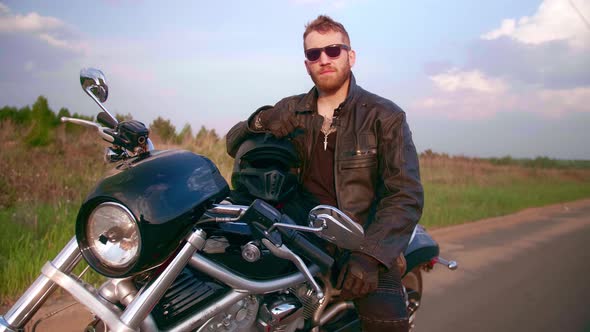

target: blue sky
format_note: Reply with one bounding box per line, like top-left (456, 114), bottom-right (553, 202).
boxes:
top-left (1, 0), bottom-right (589, 159)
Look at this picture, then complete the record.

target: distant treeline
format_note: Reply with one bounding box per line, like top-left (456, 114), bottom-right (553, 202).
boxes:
top-left (2, 96), bottom-right (588, 169)
top-left (486, 155), bottom-right (590, 170)
top-left (421, 149), bottom-right (590, 170)
top-left (0, 95), bottom-right (220, 147)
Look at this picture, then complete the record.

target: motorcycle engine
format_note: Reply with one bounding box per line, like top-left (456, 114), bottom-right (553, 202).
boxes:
top-left (198, 293), bottom-right (305, 332)
top-left (256, 294), bottom-right (305, 332)
top-left (197, 296), bottom-right (260, 331)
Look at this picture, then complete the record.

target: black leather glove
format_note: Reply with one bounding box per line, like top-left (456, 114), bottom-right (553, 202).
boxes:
top-left (337, 252), bottom-right (380, 300)
top-left (248, 106), bottom-right (302, 138)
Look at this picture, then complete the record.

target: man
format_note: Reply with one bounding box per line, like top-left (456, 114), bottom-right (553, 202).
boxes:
top-left (226, 15), bottom-right (423, 332)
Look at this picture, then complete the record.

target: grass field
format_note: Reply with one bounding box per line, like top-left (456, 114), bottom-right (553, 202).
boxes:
top-left (1, 121), bottom-right (590, 304)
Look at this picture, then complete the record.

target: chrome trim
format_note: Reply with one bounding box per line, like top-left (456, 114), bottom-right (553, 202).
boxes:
top-left (86, 201), bottom-right (141, 273)
top-left (1, 237), bottom-right (81, 330)
top-left (84, 85), bottom-right (114, 118)
top-left (98, 278), bottom-right (137, 307)
top-left (0, 316), bottom-right (17, 332)
top-left (270, 303), bottom-right (299, 320)
top-left (188, 253), bottom-right (320, 294)
top-left (242, 242), bottom-right (261, 262)
top-left (146, 138), bottom-right (155, 151)
top-left (308, 205), bottom-right (364, 250)
top-left (435, 257), bottom-right (458, 270)
top-left (408, 225), bottom-right (418, 247)
top-left (312, 274), bottom-right (339, 327)
top-left (165, 290), bottom-right (248, 332)
top-left (318, 301), bottom-right (355, 326)
top-left (208, 204), bottom-right (248, 216)
top-left (97, 279), bottom-right (158, 332)
top-left (262, 239), bottom-right (324, 299)
top-left (140, 315), bottom-right (158, 332)
top-left (41, 262), bottom-right (134, 332)
top-left (60, 117), bottom-right (114, 143)
top-left (119, 229), bottom-right (207, 329)
top-left (268, 222), bottom-right (325, 234)
top-left (80, 68), bottom-right (117, 124)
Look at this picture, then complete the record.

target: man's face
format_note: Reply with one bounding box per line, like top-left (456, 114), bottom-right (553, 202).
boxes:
top-left (304, 30), bottom-right (356, 94)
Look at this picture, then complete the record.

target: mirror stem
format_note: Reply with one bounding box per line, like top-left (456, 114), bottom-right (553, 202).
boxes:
top-left (84, 87), bottom-right (118, 126)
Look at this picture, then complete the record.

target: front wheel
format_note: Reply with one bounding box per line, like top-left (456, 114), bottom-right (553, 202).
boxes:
top-left (402, 267), bottom-right (423, 331)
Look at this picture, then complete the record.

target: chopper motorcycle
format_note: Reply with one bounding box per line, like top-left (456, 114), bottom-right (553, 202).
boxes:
top-left (0, 69), bottom-right (457, 332)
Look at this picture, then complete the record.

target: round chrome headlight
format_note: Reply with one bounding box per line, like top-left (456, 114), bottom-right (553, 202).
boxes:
top-left (86, 202), bottom-right (140, 271)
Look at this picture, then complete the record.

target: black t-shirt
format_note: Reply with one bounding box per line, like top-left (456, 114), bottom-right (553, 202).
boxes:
top-left (303, 130), bottom-right (338, 206)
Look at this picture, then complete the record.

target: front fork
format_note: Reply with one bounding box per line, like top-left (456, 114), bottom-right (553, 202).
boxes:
top-left (0, 237), bottom-right (82, 332)
top-left (1, 229), bottom-right (210, 332)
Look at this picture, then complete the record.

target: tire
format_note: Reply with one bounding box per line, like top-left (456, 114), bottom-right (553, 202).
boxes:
top-left (402, 267), bottom-right (423, 331)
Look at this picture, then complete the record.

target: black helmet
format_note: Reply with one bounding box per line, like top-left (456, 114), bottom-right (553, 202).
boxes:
top-left (231, 134), bottom-right (299, 203)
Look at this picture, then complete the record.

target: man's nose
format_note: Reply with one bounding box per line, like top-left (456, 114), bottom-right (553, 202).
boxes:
top-left (318, 51), bottom-right (332, 65)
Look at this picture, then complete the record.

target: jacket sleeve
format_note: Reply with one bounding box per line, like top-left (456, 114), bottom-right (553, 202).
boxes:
top-left (225, 105), bottom-right (273, 158)
top-left (357, 111), bottom-right (424, 269)
top-left (226, 97), bottom-right (300, 157)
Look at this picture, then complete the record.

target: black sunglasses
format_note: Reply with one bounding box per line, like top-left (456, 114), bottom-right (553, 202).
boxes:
top-left (304, 44), bottom-right (350, 62)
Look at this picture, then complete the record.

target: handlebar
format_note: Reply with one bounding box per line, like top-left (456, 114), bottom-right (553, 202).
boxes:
top-left (203, 200), bottom-right (333, 299)
top-left (61, 116), bottom-right (153, 158)
top-left (276, 214), bottom-right (334, 272)
top-left (240, 199), bottom-right (334, 271)
top-left (61, 117), bottom-right (115, 143)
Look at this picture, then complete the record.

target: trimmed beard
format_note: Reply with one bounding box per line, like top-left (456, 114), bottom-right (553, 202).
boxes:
top-left (310, 67), bottom-right (352, 95)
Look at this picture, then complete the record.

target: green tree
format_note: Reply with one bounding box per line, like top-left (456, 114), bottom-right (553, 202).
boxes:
top-left (195, 125), bottom-right (219, 146)
top-left (176, 123), bottom-right (193, 144)
top-left (25, 96), bottom-right (57, 147)
top-left (56, 107), bottom-right (71, 119)
top-left (116, 113), bottom-right (133, 122)
top-left (149, 116), bottom-right (176, 143)
top-left (0, 105), bottom-right (32, 125)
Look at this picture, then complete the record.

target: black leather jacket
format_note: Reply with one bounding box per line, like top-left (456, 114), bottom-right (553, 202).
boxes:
top-left (226, 74), bottom-right (423, 269)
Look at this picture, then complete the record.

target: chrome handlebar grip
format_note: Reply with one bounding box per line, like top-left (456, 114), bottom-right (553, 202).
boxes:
top-left (435, 257), bottom-right (458, 270)
top-left (61, 117), bottom-right (114, 143)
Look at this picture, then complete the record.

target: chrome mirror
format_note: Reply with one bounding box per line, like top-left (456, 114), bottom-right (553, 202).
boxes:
top-left (79, 68), bottom-right (118, 126)
top-left (308, 205), bottom-right (364, 250)
top-left (80, 68), bottom-right (108, 102)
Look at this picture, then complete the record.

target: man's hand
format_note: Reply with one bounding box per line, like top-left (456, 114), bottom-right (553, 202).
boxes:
top-left (337, 252), bottom-right (380, 300)
top-left (249, 107), bottom-right (302, 138)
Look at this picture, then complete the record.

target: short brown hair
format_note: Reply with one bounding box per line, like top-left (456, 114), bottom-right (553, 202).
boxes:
top-left (303, 15), bottom-right (350, 47)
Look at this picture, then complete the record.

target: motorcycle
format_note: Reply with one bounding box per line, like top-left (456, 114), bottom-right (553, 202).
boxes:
top-left (0, 68), bottom-right (457, 332)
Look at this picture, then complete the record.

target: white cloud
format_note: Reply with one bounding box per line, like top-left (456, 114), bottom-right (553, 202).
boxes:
top-left (430, 69), bottom-right (507, 94)
top-left (536, 86), bottom-right (590, 116)
top-left (38, 33), bottom-right (89, 54)
top-left (414, 79), bottom-right (589, 120)
top-left (0, 11), bottom-right (65, 33)
top-left (481, 0), bottom-right (590, 49)
top-left (419, 0), bottom-right (590, 121)
top-left (0, 4), bottom-right (88, 54)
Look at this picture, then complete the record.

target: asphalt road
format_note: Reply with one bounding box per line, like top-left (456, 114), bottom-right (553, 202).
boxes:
top-left (416, 199), bottom-right (590, 332)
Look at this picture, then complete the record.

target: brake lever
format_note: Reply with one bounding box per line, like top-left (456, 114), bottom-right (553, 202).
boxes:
top-left (268, 222), bottom-right (326, 234)
top-left (261, 238), bottom-right (324, 300)
top-left (61, 117), bottom-right (114, 143)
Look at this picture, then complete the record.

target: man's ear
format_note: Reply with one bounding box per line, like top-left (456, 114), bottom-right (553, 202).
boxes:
top-left (348, 49), bottom-right (356, 68)
top-left (304, 60), bottom-right (311, 75)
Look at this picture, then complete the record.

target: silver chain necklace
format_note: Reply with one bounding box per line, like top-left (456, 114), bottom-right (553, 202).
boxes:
top-left (321, 117), bottom-right (336, 151)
